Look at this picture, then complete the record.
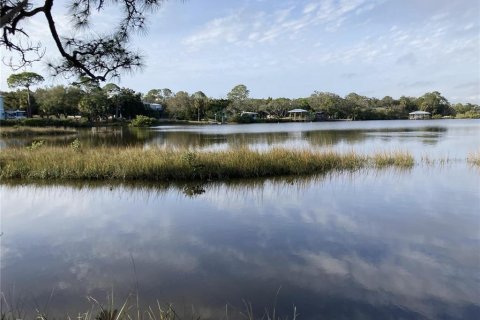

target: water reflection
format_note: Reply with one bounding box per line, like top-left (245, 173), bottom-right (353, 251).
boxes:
top-left (2, 166), bottom-right (479, 319)
top-left (2, 120), bottom-right (478, 158)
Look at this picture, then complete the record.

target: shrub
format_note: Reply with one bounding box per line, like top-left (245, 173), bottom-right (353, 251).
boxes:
top-left (26, 140), bottom-right (45, 150)
top-left (130, 115), bottom-right (156, 127)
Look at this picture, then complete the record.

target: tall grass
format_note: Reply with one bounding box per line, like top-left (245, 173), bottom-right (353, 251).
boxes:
top-left (1, 292), bottom-right (298, 320)
top-left (467, 151), bottom-right (480, 166)
top-left (0, 145), bottom-right (414, 181)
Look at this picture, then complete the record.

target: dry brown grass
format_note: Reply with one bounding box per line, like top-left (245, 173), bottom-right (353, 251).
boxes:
top-left (0, 145), bottom-right (415, 181)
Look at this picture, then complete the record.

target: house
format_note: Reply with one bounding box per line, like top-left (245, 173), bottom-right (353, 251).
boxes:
top-left (144, 103), bottom-right (163, 112)
top-left (288, 109), bottom-right (309, 121)
top-left (409, 111), bottom-right (431, 120)
top-left (240, 111), bottom-right (259, 120)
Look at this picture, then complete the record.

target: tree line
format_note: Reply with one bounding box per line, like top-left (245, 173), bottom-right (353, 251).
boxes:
top-left (2, 73), bottom-right (479, 122)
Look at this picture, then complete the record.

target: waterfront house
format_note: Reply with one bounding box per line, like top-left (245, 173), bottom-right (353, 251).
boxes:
top-left (288, 109), bottom-right (309, 121)
top-left (240, 111), bottom-right (259, 120)
top-left (409, 111), bottom-right (431, 120)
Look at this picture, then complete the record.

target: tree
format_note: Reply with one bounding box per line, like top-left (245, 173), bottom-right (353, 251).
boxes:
top-left (7, 71), bottom-right (44, 117)
top-left (167, 91), bottom-right (193, 120)
top-left (1, 0), bottom-right (167, 82)
top-left (78, 88), bottom-right (110, 121)
top-left (103, 83), bottom-right (122, 118)
top-left (112, 88), bottom-right (145, 119)
top-left (143, 89), bottom-right (163, 104)
top-left (308, 92), bottom-right (345, 119)
top-left (227, 84), bottom-right (250, 115)
top-left (193, 91), bottom-right (207, 121)
top-left (36, 85), bottom-right (84, 117)
top-left (419, 91), bottom-right (451, 116)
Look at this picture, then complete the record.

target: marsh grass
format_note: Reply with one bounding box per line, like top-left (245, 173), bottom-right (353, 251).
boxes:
top-left (372, 151), bottom-right (415, 168)
top-left (467, 151), bottom-right (480, 167)
top-left (0, 146), bottom-right (415, 181)
top-left (0, 127), bottom-right (78, 137)
top-left (1, 292), bottom-right (297, 320)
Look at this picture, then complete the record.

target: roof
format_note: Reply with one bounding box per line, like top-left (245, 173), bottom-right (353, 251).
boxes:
top-left (409, 111), bottom-right (430, 115)
top-left (241, 111), bottom-right (258, 115)
top-left (288, 109), bottom-right (309, 113)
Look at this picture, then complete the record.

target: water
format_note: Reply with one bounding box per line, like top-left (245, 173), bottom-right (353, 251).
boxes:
top-left (1, 119), bottom-right (479, 158)
top-left (1, 120), bottom-right (480, 319)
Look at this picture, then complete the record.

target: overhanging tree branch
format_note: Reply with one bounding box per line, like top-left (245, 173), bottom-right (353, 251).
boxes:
top-left (1, 0), bottom-right (167, 82)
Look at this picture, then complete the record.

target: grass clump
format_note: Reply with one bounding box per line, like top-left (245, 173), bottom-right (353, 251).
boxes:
top-left (0, 145), bottom-right (416, 182)
top-left (372, 151), bottom-right (414, 168)
top-left (467, 151), bottom-right (480, 166)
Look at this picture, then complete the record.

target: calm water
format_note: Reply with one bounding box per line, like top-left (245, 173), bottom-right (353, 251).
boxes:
top-left (1, 120), bottom-right (480, 319)
top-left (1, 119), bottom-right (479, 158)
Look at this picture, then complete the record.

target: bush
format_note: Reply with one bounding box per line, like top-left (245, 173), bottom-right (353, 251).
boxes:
top-left (130, 115), bottom-right (156, 127)
top-left (232, 114), bottom-right (256, 123)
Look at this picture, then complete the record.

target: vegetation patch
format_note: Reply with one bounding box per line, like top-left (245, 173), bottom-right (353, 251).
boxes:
top-left (0, 126), bottom-right (78, 137)
top-left (130, 115), bottom-right (157, 127)
top-left (467, 152), bottom-right (480, 166)
top-left (0, 145), bottom-right (415, 181)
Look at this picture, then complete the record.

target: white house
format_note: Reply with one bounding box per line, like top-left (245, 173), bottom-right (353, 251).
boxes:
top-left (288, 108), bottom-right (309, 121)
top-left (409, 111), bottom-right (431, 120)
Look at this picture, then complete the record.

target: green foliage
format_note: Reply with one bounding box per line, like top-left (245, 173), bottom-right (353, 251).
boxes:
top-left (227, 84), bottom-right (250, 115)
top-left (70, 138), bottom-right (82, 152)
top-left (130, 115), bottom-right (156, 127)
top-left (166, 91), bottom-right (194, 120)
top-left (26, 140), bottom-right (45, 150)
top-left (7, 72), bottom-right (44, 89)
top-left (232, 113), bottom-right (256, 123)
top-left (78, 88), bottom-right (111, 121)
top-left (35, 85), bottom-right (83, 117)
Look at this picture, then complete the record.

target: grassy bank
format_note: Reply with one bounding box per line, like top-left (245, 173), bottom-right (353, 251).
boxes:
top-left (0, 126), bottom-right (78, 137)
top-left (0, 144), bottom-right (414, 181)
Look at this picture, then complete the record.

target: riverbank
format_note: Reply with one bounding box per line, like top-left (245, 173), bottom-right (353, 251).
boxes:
top-left (0, 145), bottom-right (415, 181)
top-left (0, 126), bottom-right (78, 137)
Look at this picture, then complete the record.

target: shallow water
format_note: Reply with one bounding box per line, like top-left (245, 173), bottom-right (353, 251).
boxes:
top-left (1, 119), bottom-right (479, 158)
top-left (1, 119), bottom-right (480, 319)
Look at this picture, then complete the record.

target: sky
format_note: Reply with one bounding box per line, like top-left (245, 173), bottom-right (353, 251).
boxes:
top-left (1, 0), bottom-right (479, 103)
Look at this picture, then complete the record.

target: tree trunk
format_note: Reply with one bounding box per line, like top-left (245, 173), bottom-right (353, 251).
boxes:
top-left (26, 87), bottom-right (32, 118)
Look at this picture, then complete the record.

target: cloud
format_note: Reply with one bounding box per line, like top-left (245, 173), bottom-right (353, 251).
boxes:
top-left (182, 0), bottom-right (382, 49)
top-left (396, 52), bottom-right (417, 66)
top-left (398, 80), bottom-right (435, 88)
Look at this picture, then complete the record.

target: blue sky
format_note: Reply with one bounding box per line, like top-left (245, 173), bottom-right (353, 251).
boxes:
top-left (1, 0), bottom-right (479, 103)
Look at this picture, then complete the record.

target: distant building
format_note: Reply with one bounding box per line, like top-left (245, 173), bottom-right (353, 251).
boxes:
top-left (5, 110), bottom-right (27, 119)
top-left (240, 111), bottom-right (259, 120)
top-left (409, 111), bottom-right (431, 120)
top-left (144, 102), bottom-right (163, 112)
top-left (288, 109), bottom-right (309, 121)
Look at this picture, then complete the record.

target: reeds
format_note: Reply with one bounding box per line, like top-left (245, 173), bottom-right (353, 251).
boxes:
top-left (0, 145), bottom-right (415, 181)
top-left (467, 151), bottom-right (480, 166)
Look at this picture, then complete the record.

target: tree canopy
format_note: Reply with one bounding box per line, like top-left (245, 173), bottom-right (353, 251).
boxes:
top-left (7, 71), bottom-right (44, 89)
top-left (1, 0), bottom-right (167, 82)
